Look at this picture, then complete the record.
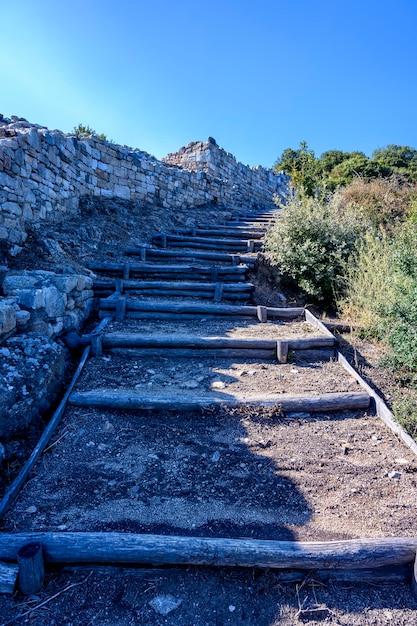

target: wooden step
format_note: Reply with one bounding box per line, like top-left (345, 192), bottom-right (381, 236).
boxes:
top-left (152, 234), bottom-right (262, 252)
top-left (92, 279), bottom-right (254, 301)
top-left (87, 261), bottom-right (248, 282)
top-left (125, 247), bottom-right (257, 265)
top-left (69, 390), bottom-right (370, 413)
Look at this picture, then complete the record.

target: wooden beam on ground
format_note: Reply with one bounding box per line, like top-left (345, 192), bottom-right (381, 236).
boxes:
top-left (125, 247), bottom-right (258, 265)
top-left (338, 353), bottom-right (417, 458)
top-left (69, 391), bottom-right (370, 412)
top-left (0, 561), bottom-right (18, 594)
top-left (0, 534), bottom-right (415, 572)
top-left (94, 333), bottom-right (334, 350)
top-left (151, 234), bottom-right (262, 252)
top-left (172, 227), bottom-right (265, 239)
top-left (87, 262), bottom-right (248, 282)
top-left (99, 300), bottom-right (305, 320)
top-left (93, 279), bottom-right (253, 293)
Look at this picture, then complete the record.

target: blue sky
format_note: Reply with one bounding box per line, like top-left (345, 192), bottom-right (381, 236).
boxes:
top-left (1, 0), bottom-right (416, 167)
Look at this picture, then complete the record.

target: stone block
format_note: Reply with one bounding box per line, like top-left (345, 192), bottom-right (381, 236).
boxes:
top-left (3, 201), bottom-right (22, 216)
top-left (17, 288), bottom-right (46, 310)
top-left (15, 309), bottom-right (31, 326)
top-left (0, 301), bottom-right (16, 334)
top-left (51, 275), bottom-right (79, 293)
top-left (43, 286), bottom-right (67, 317)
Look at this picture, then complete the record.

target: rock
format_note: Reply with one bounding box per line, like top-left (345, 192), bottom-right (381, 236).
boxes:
top-left (15, 309), bottom-right (30, 326)
top-left (149, 595), bottom-right (182, 616)
top-left (211, 380), bottom-right (226, 389)
top-left (25, 505), bottom-right (37, 514)
top-left (211, 450), bottom-right (221, 463)
top-left (181, 380), bottom-right (199, 389)
top-left (0, 442), bottom-right (5, 462)
top-left (388, 471), bottom-right (402, 479)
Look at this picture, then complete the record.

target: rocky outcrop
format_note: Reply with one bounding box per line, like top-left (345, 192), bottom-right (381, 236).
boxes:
top-left (0, 333), bottom-right (68, 438)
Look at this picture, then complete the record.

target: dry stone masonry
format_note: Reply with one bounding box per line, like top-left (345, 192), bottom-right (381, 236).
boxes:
top-left (0, 115), bottom-right (289, 257)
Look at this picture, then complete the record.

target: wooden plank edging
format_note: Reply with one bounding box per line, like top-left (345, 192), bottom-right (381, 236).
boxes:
top-left (338, 353), bottom-right (417, 457)
top-left (305, 310), bottom-right (417, 458)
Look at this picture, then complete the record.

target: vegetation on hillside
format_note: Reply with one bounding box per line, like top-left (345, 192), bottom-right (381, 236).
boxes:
top-left (274, 142), bottom-right (417, 196)
top-left (265, 143), bottom-right (417, 439)
top-left (72, 123), bottom-right (107, 141)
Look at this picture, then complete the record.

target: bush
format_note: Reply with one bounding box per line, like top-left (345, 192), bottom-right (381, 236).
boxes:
top-left (72, 123), bottom-right (107, 141)
top-left (341, 221), bottom-right (417, 370)
top-left (393, 395), bottom-right (417, 440)
top-left (264, 194), bottom-right (364, 305)
top-left (337, 177), bottom-right (416, 231)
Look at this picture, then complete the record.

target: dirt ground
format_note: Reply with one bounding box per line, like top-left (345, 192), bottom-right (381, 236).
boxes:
top-left (1, 204), bottom-right (417, 625)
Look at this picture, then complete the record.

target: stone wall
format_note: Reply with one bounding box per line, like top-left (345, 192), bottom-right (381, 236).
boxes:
top-left (0, 115), bottom-right (289, 255)
top-left (2, 270), bottom-right (94, 338)
top-left (164, 137), bottom-right (284, 209)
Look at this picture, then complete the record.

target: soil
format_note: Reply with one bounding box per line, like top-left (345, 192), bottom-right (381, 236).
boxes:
top-left (1, 202), bottom-right (417, 625)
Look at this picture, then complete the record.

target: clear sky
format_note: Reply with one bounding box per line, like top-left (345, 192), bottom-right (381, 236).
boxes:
top-left (1, 0), bottom-right (416, 167)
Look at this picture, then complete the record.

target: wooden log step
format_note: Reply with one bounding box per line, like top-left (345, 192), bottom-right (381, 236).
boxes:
top-left (151, 235), bottom-right (262, 252)
top-left (99, 300), bottom-right (305, 320)
top-left (92, 280), bottom-right (254, 299)
top-left (85, 333), bottom-right (335, 353)
top-left (96, 290), bottom-right (252, 301)
top-left (0, 561), bottom-right (19, 594)
top-left (171, 228), bottom-right (265, 239)
top-left (87, 262), bottom-right (248, 282)
top-left (0, 533), bottom-right (415, 573)
top-left (125, 247), bottom-right (257, 265)
top-left (69, 391), bottom-right (370, 412)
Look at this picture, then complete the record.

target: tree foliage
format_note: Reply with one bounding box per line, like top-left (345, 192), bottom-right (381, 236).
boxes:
top-left (274, 142), bottom-right (417, 193)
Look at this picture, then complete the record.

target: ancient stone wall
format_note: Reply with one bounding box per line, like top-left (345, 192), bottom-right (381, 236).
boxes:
top-left (0, 115), bottom-right (289, 255)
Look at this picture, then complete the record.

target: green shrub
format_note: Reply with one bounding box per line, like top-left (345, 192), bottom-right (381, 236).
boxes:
top-left (337, 177), bottom-right (416, 231)
top-left (341, 221), bottom-right (417, 371)
top-left (264, 194), bottom-right (364, 305)
top-left (393, 395), bottom-right (417, 440)
top-left (72, 123), bottom-right (107, 141)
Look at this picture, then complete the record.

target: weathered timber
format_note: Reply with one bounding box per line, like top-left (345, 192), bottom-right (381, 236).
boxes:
top-left (93, 333), bottom-right (334, 351)
top-left (172, 227), bottom-right (265, 239)
top-left (0, 561), bottom-right (18, 594)
top-left (338, 353), bottom-right (417, 458)
top-left (125, 247), bottom-right (257, 265)
top-left (305, 309), bottom-right (337, 339)
top-left (93, 279), bottom-right (253, 293)
top-left (151, 235), bottom-right (262, 252)
top-left (59, 562), bottom-right (414, 584)
top-left (69, 391), bottom-right (370, 412)
top-left (18, 542), bottom-right (45, 595)
top-left (87, 262), bottom-right (248, 282)
top-left (0, 318), bottom-right (111, 519)
top-left (108, 348), bottom-right (275, 359)
top-left (277, 340), bottom-right (289, 364)
top-left (0, 534), bottom-right (415, 571)
top-left (99, 300), bottom-right (305, 319)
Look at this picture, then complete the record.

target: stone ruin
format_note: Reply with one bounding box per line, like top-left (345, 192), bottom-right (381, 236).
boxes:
top-left (0, 113), bottom-right (289, 446)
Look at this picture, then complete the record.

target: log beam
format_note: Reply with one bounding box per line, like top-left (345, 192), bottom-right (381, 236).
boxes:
top-left (0, 534), bottom-right (415, 572)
